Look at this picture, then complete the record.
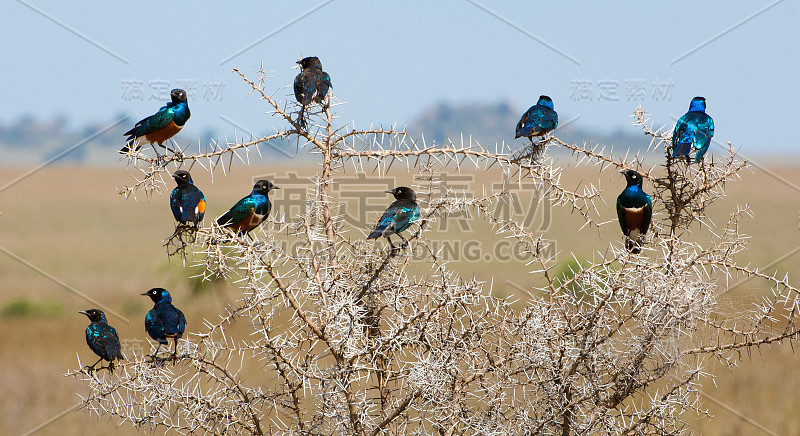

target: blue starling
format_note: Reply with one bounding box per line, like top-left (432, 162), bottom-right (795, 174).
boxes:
top-left (170, 170), bottom-right (206, 228)
top-left (122, 89), bottom-right (190, 153)
top-left (80, 308), bottom-right (125, 373)
top-left (515, 95), bottom-right (558, 141)
top-left (616, 170), bottom-right (653, 254)
top-left (672, 97), bottom-right (714, 163)
top-left (293, 56), bottom-right (332, 129)
top-left (367, 187), bottom-right (421, 250)
top-left (216, 180), bottom-right (279, 235)
top-left (142, 288), bottom-right (186, 358)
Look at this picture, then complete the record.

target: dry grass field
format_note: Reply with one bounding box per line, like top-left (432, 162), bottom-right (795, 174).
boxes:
top-left (1, 160), bottom-right (798, 435)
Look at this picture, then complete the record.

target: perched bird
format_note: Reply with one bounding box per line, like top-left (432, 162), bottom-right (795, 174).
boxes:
top-left (672, 96), bottom-right (714, 163)
top-left (367, 187), bottom-right (421, 250)
top-left (170, 170), bottom-right (206, 228)
top-left (142, 288), bottom-right (186, 358)
top-left (616, 170), bottom-right (653, 254)
top-left (216, 180), bottom-right (280, 235)
top-left (294, 56), bottom-right (332, 128)
top-left (515, 95), bottom-right (558, 141)
top-left (121, 89), bottom-right (191, 153)
top-left (79, 309), bottom-right (125, 373)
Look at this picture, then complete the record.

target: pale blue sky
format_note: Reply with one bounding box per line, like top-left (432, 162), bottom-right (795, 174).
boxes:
top-left (2, 1), bottom-right (797, 154)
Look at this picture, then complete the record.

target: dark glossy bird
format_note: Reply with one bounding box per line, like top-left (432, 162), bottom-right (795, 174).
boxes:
top-left (79, 309), bottom-right (125, 373)
top-left (294, 56), bottom-right (332, 129)
top-left (672, 96), bottom-right (714, 163)
top-left (121, 89), bottom-right (191, 153)
top-left (142, 288), bottom-right (186, 358)
top-left (170, 170), bottom-right (205, 228)
top-left (616, 170), bottom-right (653, 254)
top-left (216, 180), bottom-right (280, 235)
top-left (367, 187), bottom-right (421, 250)
top-left (515, 95), bottom-right (558, 140)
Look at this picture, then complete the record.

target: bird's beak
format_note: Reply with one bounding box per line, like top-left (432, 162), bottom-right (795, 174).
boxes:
top-left (272, 186), bottom-right (280, 190)
top-left (384, 189), bottom-right (393, 194)
top-left (619, 169), bottom-right (627, 174)
top-left (140, 292), bottom-right (149, 296)
top-left (78, 310), bottom-right (89, 316)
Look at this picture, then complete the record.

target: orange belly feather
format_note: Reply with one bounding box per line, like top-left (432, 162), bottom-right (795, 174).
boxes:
top-left (624, 207), bottom-right (645, 231)
top-left (144, 120), bottom-right (183, 145)
top-left (226, 210), bottom-right (263, 233)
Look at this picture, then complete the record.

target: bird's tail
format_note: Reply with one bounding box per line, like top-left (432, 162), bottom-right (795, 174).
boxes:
top-left (120, 137), bottom-right (141, 154)
top-left (184, 210), bottom-right (197, 226)
top-left (672, 141), bottom-right (691, 158)
top-left (515, 126), bottom-right (531, 140)
top-left (625, 238), bottom-right (642, 254)
top-left (297, 105), bottom-right (308, 130)
top-left (216, 213), bottom-right (231, 227)
top-left (367, 227), bottom-right (385, 240)
top-left (693, 137), bottom-right (712, 162)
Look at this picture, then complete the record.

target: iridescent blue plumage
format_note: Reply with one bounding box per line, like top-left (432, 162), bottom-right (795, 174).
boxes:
top-left (367, 187), bottom-right (420, 250)
top-left (515, 95), bottom-right (558, 140)
top-left (672, 97), bottom-right (714, 163)
top-left (170, 170), bottom-right (205, 227)
top-left (121, 89), bottom-right (191, 153)
top-left (294, 56), bottom-right (332, 129)
top-left (217, 180), bottom-right (279, 235)
top-left (80, 309), bottom-right (125, 373)
top-left (616, 170), bottom-right (653, 254)
top-left (142, 288), bottom-right (186, 357)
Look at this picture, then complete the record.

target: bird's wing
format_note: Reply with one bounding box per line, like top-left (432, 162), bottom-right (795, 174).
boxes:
top-left (367, 206), bottom-right (397, 239)
top-left (104, 325), bottom-right (124, 360)
top-left (393, 204), bottom-right (420, 233)
top-left (125, 105), bottom-right (174, 138)
top-left (539, 108), bottom-right (558, 131)
top-left (145, 310), bottom-right (166, 341)
top-left (176, 307), bottom-right (187, 334)
top-left (706, 115), bottom-right (714, 138)
top-left (293, 75), bottom-right (304, 103)
top-left (515, 108), bottom-right (533, 138)
top-left (641, 194), bottom-right (653, 235)
top-left (179, 186), bottom-right (205, 223)
top-left (190, 187), bottom-right (206, 222)
top-left (693, 114), bottom-right (715, 161)
top-left (86, 325), bottom-right (105, 356)
top-left (170, 188), bottom-right (183, 222)
top-left (315, 72), bottom-right (331, 102)
top-left (159, 306), bottom-right (185, 336)
top-left (527, 109), bottom-right (544, 131)
top-left (671, 114), bottom-right (693, 157)
top-left (518, 106), bottom-right (556, 136)
top-left (392, 209), bottom-right (410, 232)
top-left (217, 196), bottom-right (255, 226)
top-left (616, 195), bottom-right (628, 235)
top-left (671, 115), bottom-right (685, 148)
top-left (294, 72), bottom-right (317, 106)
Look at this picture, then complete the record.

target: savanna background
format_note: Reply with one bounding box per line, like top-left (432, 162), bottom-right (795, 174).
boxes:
top-left (1, 2), bottom-right (798, 435)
